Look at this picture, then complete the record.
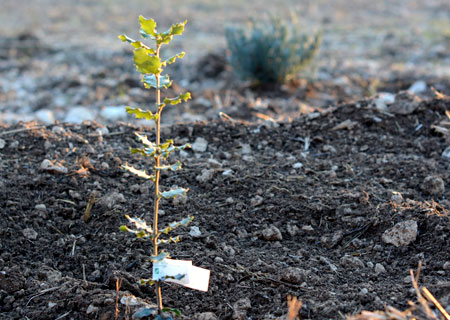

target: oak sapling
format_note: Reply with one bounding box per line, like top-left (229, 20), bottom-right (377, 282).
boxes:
top-left (118, 16), bottom-right (193, 318)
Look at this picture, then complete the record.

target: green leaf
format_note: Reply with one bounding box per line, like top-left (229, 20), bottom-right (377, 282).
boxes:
top-left (133, 307), bottom-right (158, 318)
top-left (130, 147), bottom-right (150, 157)
top-left (162, 52), bottom-right (185, 66)
top-left (163, 92), bottom-right (191, 106)
top-left (159, 139), bottom-right (174, 150)
top-left (126, 106), bottom-right (159, 121)
top-left (119, 225), bottom-right (129, 232)
top-left (139, 16), bottom-right (157, 38)
top-left (118, 34), bottom-right (154, 51)
top-left (162, 308), bottom-right (181, 316)
top-left (160, 143), bottom-right (191, 159)
top-left (143, 74), bottom-right (172, 89)
top-left (156, 236), bottom-right (180, 245)
top-left (155, 161), bottom-right (182, 171)
top-left (138, 278), bottom-right (155, 286)
top-left (122, 164), bottom-right (155, 181)
top-left (160, 187), bottom-right (188, 199)
top-left (160, 216), bottom-right (194, 234)
top-left (125, 215), bottom-right (153, 234)
top-left (135, 132), bottom-right (155, 147)
top-left (158, 20), bottom-right (187, 45)
top-left (151, 251), bottom-right (170, 262)
top-left (133, 48), bottom-right (161, 74)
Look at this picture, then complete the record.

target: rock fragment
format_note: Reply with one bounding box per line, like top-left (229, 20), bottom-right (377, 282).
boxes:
top-left (261, 225), bottom-right (283, 241)
top-left (422, 175), bottom-right (445, 196)
top-left (192, 137), bottom-right (208, 153)
top-left (196, 169), bottom-right (215, 183)
top-left (281, 267), bottom-right (307, 284)
top-left (23, 228), bottom-right (38, 240)
top-left (189, 226), bottom-right (202, 238)
top-left (340, 255), bottom-right (365, 269)
top-left (195, 312), bottom-right (218, 320)
top-left (382, 220), bottom-right (418, 247)
top-left (374, 263), bottom-right (386, 274)
top-left (40, 159), bottom-right (68, 174)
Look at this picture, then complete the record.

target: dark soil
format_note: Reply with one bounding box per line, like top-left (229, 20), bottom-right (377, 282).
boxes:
top-left (1, 91), bottom-right (449, 319)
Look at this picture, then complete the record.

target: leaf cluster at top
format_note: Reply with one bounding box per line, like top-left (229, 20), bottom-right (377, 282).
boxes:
top-left (118, 16), bottom-right (187, 86)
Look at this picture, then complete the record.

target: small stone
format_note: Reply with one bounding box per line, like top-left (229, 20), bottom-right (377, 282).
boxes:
top-left (372, 92), bottom-right (396, 112)
top-left (340, 255), bottom-right (365, 269)
top-left (382, 220), bottom-right (418, 247)
top-left (214, 257), bottom-right (224, 263)
top-left (48, 302), bottom-right (57, 308)
top-left (196, 169), bottom-right (215, 183)
top-left (250, 195), bottom-right (264, 207)
top-left (360, 288), bottom-right (369, 295)
top-left (443, 261), bottom-right (450, 270)
top-left (321, 230), bottom-right (344, 248)
top-left (100, 106), bottom-right (127, 121)
top-left (422, 175), bottom-right (445, 196)
top-left (96, 127), bottom-right (109, 135)
top-left (51, 126), bottom-right (65, 134)
top-left (86, 304), bottom-right (99, 314)
top-left (88, 270), bottom-right (102, 282)
top-left (286, 224), bottom-right (299, 237)
top-left (0, 138), bottom-right (5, 149)
top-left (403, 275), bottom-right (412, 284)
top-left (389, 91), bottom-right (422, 115)
top-left (293, 162), bottom-right (303, 169)
top-left (98, 192), bottom-right (126, 209)
top-left (322, 145), bottom-right (337, 153)
top-left (189, 226), bottom-right (202, 238)
top-left (222, 169), bottom-right (233, 176)
top-left (374, 263), bottom-right (386, 274)
top-left (391, 191), bottom-right (403, 204)
top-left (68, 190), bottom-right (82, 200)
top-left (22, 228), bottom-right (38, 240)
top-left (302, 225), bottom-right (314, 233)
top-left (64, 106), bottom-right (96, 124)
top-left (35, 109), bottom-right (55, 124)
top-left (192, 137), bottom-right (208, 153)
top-left (239, 143), bottom-right (252, 155)
top-left (207, 158), bottom-right (222, 168)
top-left (172, 193), bottom-right (188, 206)
top-left (261, 225), bottom-right (283, 241)
top-left (40, 159), bottom-right (68, 174)
top-left (281, 267), bottom-right (307, 284)
top-left (408, 80), bottom-right (427, 94)
top-left (222, 245), bottom-right (235, 257)
top-left (195, 312), bottom-right (218, 320)
top-left (442, 146), bottom-right (450, 160)
top-left (34, 204), bottom-right (46, 211)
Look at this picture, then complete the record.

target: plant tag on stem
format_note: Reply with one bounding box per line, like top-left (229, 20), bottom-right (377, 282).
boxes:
top-left (153, 259), bottom-right (210, 292)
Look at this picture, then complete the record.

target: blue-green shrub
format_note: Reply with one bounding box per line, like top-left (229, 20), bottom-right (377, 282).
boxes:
top-left (226, 17), bottom-right (321, 85)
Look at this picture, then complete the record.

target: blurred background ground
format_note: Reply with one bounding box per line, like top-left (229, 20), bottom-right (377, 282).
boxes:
top-left (0, 0), bottom-right (449, 124)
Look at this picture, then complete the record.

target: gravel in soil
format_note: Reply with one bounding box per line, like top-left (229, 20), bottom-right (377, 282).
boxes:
top-left (0, 91), bottom-right (449, 319)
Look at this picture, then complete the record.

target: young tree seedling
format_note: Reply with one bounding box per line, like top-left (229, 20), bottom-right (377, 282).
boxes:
top-left (119, 16), bottom-right (193, 318)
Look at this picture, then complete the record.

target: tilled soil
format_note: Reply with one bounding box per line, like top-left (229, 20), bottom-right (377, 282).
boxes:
top-left (0, 92), bottom-right (449, 319)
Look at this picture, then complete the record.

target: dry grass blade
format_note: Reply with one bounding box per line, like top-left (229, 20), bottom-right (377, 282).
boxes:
top-left (347, 262), bottom-right (449, 320)
top-left (421, 288), bottom-right (450, 320)
top-left (287, 295), bottom-right (303, 320)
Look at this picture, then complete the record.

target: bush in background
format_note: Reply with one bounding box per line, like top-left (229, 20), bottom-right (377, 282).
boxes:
top-left (226, 16), bottom-right (321, 85)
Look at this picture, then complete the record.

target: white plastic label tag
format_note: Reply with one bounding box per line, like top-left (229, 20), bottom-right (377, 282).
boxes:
top-left (153, 259), bottom-right (210, 292)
